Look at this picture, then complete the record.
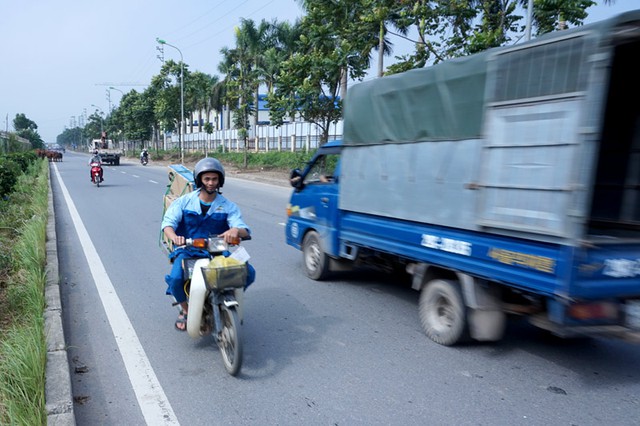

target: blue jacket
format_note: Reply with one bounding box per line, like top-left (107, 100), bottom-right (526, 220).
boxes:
top-left (161, 189), bottom-right (250, 260)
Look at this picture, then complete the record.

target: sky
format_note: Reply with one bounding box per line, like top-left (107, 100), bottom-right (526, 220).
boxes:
top-left (1, 0), bottom-right (638, 143)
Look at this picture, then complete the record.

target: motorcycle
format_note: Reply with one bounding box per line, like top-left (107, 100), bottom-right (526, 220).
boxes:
top-left (140, 155), bottom-right (148, 166)
top-left (90, 162), bottom-right (102, 187)
top-left (177, 236), bottom-right (251, 376)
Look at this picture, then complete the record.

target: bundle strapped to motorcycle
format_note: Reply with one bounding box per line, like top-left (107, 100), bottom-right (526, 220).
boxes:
top-left (160, 164), bottom-right (196, 255)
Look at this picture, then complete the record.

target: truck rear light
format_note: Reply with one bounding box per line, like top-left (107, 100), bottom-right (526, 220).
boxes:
top-left (568, 302), bottom-right (618, 320)
top-left (286, 206), bottom-right (292, 217)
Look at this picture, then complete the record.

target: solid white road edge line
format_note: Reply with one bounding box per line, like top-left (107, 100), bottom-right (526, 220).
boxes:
top-left (53, 163), bottom-right (180, 425)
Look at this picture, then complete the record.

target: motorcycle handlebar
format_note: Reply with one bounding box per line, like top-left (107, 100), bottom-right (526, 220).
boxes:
top-left (178, 235), bottom-right (251, 251)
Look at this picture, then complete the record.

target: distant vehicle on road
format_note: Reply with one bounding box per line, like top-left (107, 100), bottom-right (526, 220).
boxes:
top-left (90, 137), bottom-right (122, 165)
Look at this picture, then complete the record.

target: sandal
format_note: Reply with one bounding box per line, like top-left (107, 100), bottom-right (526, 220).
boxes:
top-left (175, 312), bottom-right (188, 332)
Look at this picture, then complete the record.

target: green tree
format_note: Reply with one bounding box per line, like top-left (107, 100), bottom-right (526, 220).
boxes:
top-left (217, 48), bottom-right (238, 132)
top-left (150, 59), bottom-right (190, 138)
top-left (186, 71), bottom-right (217, 133)
top-left (210, 79), bottom-right (226, 131)
top-left (237, 18), bottom-right (272, 134)
top-left (221, 22), bottom-right (261, 166)
top-left (268, 0), bottom-right (372, 144)
top-left (202, 74), bottom-right (220, 132)
top-left (530, 0), bottom-right (596, 35)
top-left (115, 90), bottom-right (155, 145)
top-left (260, 20), bottom-right (302, 95)
top-left (56, 127), bottom-right (83, 148)
top-left (13, 113), bottom-right (44, 149)
top-left (386, 0), bottom-right (606, 75)
top-left (84, 111), bottom-right (104, 142)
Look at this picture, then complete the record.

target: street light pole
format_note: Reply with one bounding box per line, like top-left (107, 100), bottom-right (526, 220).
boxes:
top-left (108, 87), bottom-right (125, 151)
top-left (156, 37), bottom-right (184, 164)
top-left (108, 86), bottom-right (124, 110)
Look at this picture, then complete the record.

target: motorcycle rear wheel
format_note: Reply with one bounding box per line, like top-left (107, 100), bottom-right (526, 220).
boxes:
top-left (218, 305), bottom-right (243, 376)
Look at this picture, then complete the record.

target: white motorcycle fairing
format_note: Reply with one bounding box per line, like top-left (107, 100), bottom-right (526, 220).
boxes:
top-left (186, 259), bottom-right (209, 338)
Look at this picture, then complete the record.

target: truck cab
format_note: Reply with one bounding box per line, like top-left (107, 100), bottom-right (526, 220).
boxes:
top-left (286, 140), bottom-right (342, 279)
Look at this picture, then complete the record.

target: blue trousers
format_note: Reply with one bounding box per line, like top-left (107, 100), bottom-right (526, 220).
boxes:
top-left (165, 252), bottom-right (204, 304)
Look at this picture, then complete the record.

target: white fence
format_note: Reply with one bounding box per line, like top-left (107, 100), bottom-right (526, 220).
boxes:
top-left (162, 120), bottom-right (343, 153)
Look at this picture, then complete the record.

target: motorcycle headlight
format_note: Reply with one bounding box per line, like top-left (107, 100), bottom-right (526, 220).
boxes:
top-left (207, 237), bottom-right (228, 252)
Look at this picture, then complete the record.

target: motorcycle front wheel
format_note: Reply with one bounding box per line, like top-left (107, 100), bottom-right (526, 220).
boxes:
top-left (217, 305), bottom-right (243, 376)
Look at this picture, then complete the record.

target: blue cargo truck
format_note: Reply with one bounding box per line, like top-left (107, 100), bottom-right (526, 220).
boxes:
top-left (285, 11), bottom-right (640, 345)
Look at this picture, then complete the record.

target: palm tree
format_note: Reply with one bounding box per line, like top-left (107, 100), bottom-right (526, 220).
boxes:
top-left (186, 71), bottom-right (215, 133)
top-left (366, 0), bottom-right (407, 77)
top-left (204, 74), bottom-right (220, 130)
top-left (236, 18), bottom-right (272, 134)
top-left (209, 79), bottom-right (225, 130)
top-left (217, 47), bottom-right (238, 131)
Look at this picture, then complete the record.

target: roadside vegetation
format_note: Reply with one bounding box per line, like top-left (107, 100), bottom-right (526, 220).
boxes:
top-left (0, 146), bottom-right (304, 424)
top-left (149, 147), bottom-right (316, 172)
top-left (0, 154), bottom-right (47, 425)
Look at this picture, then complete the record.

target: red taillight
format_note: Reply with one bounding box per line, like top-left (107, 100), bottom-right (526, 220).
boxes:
top-left (568, 302), bottom-right (618, 320)
top-left (191, 238), bottom-right (207, 249)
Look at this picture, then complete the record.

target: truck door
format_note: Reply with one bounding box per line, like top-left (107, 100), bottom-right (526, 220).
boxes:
top-left (287, 147), bottom-right (341, 256)
top-left (478, 35), bottom-right (589, 240)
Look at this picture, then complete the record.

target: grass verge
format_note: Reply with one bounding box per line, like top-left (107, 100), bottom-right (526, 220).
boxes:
top-left (0, 159), bottom-right (48, 425)
top-left (145, 148), bottom-right (316, 171)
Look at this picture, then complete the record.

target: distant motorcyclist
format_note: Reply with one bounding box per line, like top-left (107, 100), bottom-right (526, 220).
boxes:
top-left (89, 150), bottom-right (104, 182)
top-left (140, 149), bottom-right (149, 164)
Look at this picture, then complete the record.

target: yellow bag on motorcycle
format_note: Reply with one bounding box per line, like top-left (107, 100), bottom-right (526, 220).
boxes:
top-left (201, 255), bottom-right (247, 290)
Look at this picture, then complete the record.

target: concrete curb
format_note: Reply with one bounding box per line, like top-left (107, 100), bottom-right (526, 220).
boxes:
top-left (44, 167), bottom-right (76, 425)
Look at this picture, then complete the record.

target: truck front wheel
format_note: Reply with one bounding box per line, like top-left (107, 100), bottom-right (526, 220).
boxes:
top-left (302, 231), bottom-right (329, 280)
top-left (419, 279), bottom-right (468, 346)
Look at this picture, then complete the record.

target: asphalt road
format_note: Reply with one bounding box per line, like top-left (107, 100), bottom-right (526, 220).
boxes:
top-left (51, 152), bottom-right (640, 426)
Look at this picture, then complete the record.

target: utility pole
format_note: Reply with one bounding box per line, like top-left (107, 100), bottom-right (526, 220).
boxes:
top-left (156, 45), bottom-right (164, 63)
top-left (156, 37), bottom-right (184, 164)
top-left (106, 89), bottom-right (112, 112)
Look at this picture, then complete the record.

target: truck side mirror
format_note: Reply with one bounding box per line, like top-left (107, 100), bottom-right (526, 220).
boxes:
top-left (290, 169), bottom-right (304, 189)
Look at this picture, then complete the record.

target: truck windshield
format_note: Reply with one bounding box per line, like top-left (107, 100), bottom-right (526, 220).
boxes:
top-left (305, 154), bottom-right (339, 184)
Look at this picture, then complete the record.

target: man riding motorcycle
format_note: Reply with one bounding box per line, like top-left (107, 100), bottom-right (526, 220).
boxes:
top-left (89, 150), bottom-right (104, 182)
top-left (161, 157), bottom-right (253, 331)
top-left (140, 149), bottom-right (149, 164)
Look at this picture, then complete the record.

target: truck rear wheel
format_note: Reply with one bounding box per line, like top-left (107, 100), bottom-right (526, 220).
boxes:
top-left (302, 231), bottom-right (329, 280)
top-left (419, 279), bottom-right (468, 346)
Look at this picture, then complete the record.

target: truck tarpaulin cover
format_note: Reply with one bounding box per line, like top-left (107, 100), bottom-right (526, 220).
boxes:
top-left (338, 11), bottom-right (640, 241)
top-left (343, 51), bottom-right (490, 145)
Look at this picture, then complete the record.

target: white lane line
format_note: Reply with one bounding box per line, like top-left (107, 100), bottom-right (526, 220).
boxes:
top-left (121, 171), bottom-right (127, 174)
top-left (132, 174), bottom-right (140, 178)
top-left (149, 180), bottom-right (158, 184)
top-left (52, 163), bottom-right (179, 425)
